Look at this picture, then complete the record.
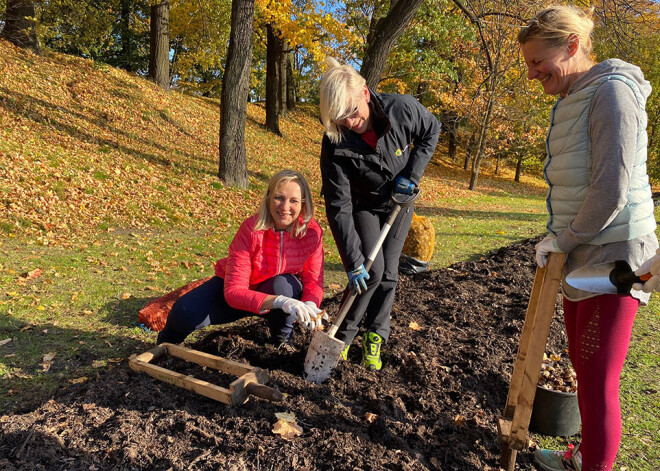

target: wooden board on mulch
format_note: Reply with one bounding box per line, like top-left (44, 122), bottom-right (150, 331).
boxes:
top-left (0, 236), bottom-right (572, 470)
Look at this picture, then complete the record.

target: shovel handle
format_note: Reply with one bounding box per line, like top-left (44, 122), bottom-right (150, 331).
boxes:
top-left (639, 272), bottom-right (653, 282)
top-left (327, 190), bottom-right (421, 338)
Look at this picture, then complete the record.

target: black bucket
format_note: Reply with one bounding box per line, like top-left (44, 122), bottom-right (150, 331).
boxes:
top-left (529, 386), bottom-right (581, 436)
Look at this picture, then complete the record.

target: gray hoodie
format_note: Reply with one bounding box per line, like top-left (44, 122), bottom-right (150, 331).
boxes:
top-left (555, 59), bottom-right (658, 303)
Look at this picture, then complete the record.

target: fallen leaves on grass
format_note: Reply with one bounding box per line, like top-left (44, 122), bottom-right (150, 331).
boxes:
top-left (17, 268), bottom-right (43, 282)
top-left (41, 352), bottom-right (56, 371)
top-left (0, 338), bottom-right (12, 346)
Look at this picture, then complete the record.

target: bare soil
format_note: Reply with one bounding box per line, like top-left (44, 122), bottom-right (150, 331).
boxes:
top-left (0, 237), bottom-right (572, 470)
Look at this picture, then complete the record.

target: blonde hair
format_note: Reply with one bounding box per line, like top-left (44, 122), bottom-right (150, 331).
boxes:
top-left (254, 169), bottom-right (314, 237)
top-left (319, 57), bottom-right (367, 144)
top-left (518, 5), bottom-right (595, 57)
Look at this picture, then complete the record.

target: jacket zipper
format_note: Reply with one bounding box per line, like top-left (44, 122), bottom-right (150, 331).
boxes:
top-left (278, 231), bottom-right (283, 274)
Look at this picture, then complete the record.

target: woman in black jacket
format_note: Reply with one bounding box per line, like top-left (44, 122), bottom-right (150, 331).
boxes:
top-left (319, 57), bottom-right (441, 371)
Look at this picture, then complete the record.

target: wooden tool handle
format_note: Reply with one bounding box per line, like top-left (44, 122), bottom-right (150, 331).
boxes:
top-left (245, 382), bottom-right (285, 402)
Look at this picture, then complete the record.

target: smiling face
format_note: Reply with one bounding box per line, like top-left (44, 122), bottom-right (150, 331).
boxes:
top-left (521, 38), bottom-right (578, 97)
top-left (269, 180), bottom-right (303, 231)
top-left (333, 85), bottom-right (372, 134)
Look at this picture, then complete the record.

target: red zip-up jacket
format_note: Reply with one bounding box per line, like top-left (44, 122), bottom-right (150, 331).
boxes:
top-left (215, 214), bottom-right (324, 313)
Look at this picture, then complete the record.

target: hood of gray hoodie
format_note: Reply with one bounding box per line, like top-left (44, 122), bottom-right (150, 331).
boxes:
top-left (567, 59), bottom-right (652, 101)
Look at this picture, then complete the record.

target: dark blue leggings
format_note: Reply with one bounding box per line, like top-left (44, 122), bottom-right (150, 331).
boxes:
top-left (157, 274), bottom-right (302, 345)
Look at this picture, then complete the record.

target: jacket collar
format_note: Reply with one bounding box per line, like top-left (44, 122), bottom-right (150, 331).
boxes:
top-left (368, 89), bottom-right (391, 138)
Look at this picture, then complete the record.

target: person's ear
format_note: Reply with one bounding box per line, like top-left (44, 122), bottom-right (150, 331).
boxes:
top-left (567, 34), bottom-right (579, 56)
top-left (363, 84), bottom-right (370, 103)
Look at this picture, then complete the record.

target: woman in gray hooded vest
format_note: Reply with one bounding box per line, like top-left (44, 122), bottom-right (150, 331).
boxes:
top-left (518, 5), bottom-right (658, 471)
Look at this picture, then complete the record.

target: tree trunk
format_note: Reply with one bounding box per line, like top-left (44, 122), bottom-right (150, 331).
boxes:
top-left (118, 0), bottom-right (134, 71)
top-left (360, 0), bottom-right (425, 89)
top-left (515, 155), bottom-right (523, 182)
top-left (265, 23), bottom-right (282, 135)
top-left (444, 111), bottom-right (458, 161)
top-left (148, 1), bottom-right (170, 90)
top-left (286, 53), bottom-right (296, 109)
top-left (218, 0), bottom-right (255, 188)
top-left (448, 132), bottom-right (457, 160)
top-left (278, 38), bottom-right (288, 117)
top-left (464, 133), bottom-right (476, 170)
top-left (469, 91), bottom-right (495, 190)
top-left (494, 154), bottom-right (500, 175)
top-left (1, 0), bottom-right (39, 51)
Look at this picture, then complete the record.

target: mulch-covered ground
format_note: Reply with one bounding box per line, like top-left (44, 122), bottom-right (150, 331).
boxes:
top-left (0, 237), bottom-right (573, 470)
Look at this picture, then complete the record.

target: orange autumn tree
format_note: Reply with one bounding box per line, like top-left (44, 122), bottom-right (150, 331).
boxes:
top-left (255, 0), bottom-right (360, 135)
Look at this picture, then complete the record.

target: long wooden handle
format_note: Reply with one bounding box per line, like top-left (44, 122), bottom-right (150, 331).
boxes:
top-left (245, 383), bottom-right (285, 402)
top-left (327, 203), bottom-right (403, 338)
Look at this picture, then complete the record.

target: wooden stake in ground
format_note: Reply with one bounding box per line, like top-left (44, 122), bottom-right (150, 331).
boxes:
top-left (497, 252), bottom-right (565, 471)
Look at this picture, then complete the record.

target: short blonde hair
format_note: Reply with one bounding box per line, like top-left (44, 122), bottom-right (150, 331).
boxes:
top-left (518, 5), bottom-right (594, 57)
top-left (319, 57), bottom-right (366, 144)
top-left (254, 169), bottom-right (314, 238)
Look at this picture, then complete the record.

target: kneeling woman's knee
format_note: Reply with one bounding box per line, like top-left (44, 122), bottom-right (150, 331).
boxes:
top-left (167, 298), bottom-right (199, 333)
top-left (264, 274), bottom-right (303, 298)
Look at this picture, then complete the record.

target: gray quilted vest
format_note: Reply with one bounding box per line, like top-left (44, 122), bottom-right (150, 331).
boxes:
top-left (544, 74), bottom-right (655, 245)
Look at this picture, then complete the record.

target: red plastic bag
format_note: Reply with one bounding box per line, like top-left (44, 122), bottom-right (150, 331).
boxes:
top-left (138, 276), bottom-right (212, 331)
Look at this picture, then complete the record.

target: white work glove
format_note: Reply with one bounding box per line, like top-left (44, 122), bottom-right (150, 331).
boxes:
top-left (272, 296), bottom-right (315, 330)
top-left (535, 235), bottom-right (564, 268)
top-left (632, 248), bottom-right (660, 293)
top-left (304, 301), bottom-right (328, 330)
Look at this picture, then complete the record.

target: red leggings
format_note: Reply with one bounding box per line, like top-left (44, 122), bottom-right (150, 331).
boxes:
top-left (563, 295), bottom-right (639, 471)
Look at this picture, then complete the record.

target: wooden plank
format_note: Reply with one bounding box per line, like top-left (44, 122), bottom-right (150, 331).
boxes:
top-left (497, 417), bottom-right (511, 443)
top-left (129, 359), bottom-right (233, 404)
top-left (129, 344), bottom-right (167, 365)
top-left (229, 371), bottom-right (260, 405)
top-left (500, 446), bottom-right (517, 471)
top-left (508, 252), bottom-right (565, 450)
top-left (503, 265), bottom-right (545, 418)
top-left (497, 418), bottom-right (517, 470)
top-left (163, 343), bottom-right (256, 377)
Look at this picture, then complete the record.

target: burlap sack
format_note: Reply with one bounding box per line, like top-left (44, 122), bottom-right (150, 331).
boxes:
top-left (402, 213), bottom-right (435, 262)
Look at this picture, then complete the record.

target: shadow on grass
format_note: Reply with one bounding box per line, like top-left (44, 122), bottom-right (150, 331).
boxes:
top-left (0, 87), bottom-right (216, 176)
top-left (415, 205), bottom-right (546, 222)
top-left (0, 312), bottom-right (153, 415)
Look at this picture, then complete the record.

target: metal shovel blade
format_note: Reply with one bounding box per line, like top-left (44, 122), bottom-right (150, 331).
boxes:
top-left (304, 330), bottom-right (345, 384)
top-left (565, 260), bottom-right (641, 294)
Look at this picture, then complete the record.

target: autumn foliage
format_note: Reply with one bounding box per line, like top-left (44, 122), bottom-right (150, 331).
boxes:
top-left (0, 39), bottom-right (326, 244)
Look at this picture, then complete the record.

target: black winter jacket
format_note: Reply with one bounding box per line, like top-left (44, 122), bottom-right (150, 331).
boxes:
top-left (320, 90), bottom-right (441, 271)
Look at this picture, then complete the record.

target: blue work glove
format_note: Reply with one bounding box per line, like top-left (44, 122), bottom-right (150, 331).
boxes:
top-left (347, 264), bottom-right (370, 294)
top-left (394, 176), bottom-right (415, 195)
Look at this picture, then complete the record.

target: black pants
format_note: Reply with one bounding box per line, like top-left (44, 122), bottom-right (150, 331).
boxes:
top-left (157, 274), bottom-right (302, 345)
top-left (336, 204), bottom-right (414, 345)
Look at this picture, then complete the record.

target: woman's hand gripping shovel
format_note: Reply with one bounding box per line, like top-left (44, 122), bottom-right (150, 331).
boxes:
top-left (304, 189), bottom-right (420, 384)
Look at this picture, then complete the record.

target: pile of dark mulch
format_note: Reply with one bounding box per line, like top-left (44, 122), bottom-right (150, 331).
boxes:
top-left (0, 237), bottom-right (571, 470)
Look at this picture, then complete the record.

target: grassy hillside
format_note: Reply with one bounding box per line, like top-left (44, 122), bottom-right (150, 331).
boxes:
top-left (0, 38), bottom-right (547, 251)
top-left (1, 39), bottom-right (656, 467)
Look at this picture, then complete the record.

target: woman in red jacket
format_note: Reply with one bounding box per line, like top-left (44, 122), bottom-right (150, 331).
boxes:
top-left (157, 170), bottom-right (325, 348)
